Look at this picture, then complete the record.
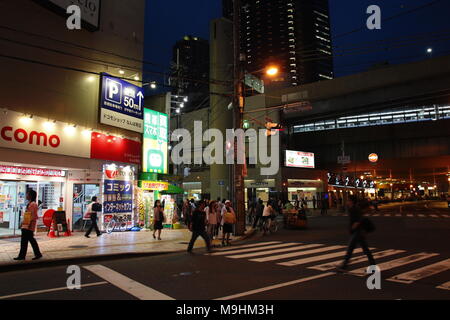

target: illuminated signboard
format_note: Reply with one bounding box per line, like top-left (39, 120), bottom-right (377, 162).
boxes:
top-left (285, 150), bottom-right (315, 169)
top-left (141, 181), bottom-right (169, 191)
top-left (143, 108), bottom-right (168, 174)
top-left (368, 153), bottom-right (379, 163)
top-left (100, 74), bottom-right (144, 133)
top-left (0, 165), bottom-right (66, 177)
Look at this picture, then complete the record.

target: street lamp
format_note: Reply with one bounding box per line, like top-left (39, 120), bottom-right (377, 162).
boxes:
top-left (266, 66), bottom-right (279, 77)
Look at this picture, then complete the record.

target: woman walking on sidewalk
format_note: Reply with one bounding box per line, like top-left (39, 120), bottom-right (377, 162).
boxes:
top-left (206, 201), bottom-right (218, 240)
top-left (153, 200), bottom-right (164, 240)
top-left (221, 200), bottom-right (236, 246)
top-left (14, 190), bottom-right (42, 261)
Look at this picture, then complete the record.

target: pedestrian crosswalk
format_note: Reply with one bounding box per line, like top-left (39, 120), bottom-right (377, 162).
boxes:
top-left (207, 241), bottom-right (450, 291)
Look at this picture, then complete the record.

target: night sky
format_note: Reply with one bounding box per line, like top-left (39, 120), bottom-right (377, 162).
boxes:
top-left (144, 0), bottom-right (450, 87)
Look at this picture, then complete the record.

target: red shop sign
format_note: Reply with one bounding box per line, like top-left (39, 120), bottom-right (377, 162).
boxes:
top-left (90, 132), bottom-right (141, 165)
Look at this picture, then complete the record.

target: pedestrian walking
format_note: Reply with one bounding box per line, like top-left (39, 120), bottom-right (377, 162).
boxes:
top-left (221, 200), bottom-right (236, 246)
top-left (14, 190), bottom-right (42, 261)
top-left (85, 196), bottom-right (102, 238)
top-left (206, 200), bottom-right (218, 240)
top-left (337, 196), bottom-right (376, 272)
top-left (182, 199), bottom-right (191, 226)
top-left (153, 200), bottom-right (164, 240)
top-left (312, 196), bottom-right (317, 210)
top-left (262, 200), bottom-right (274, 235)
top-left (252, 198), bottom-right (264, 229)
top-left (215, 198), bottom-right (223, 238)
top-left (321, 197), bottom-right (328, 216)
top-left (187, 200), bottom-right (212, 253)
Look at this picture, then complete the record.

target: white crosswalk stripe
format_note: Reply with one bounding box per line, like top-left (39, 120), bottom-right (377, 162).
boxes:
top-left (436, 281), bottom-right (450, 291)
top-left (212, 241), bottom-right (281, 252)
top-left (249, 245), bottom-right (345, 263)
top-left (418, 214), bottom-right (425, 217)
top-left (407, 214), bottom-right (413, 217)
top-left (387, 258), bottom-right (450, 284)
top-left (348, 253), bottom-right (439, 277)
top-left (277, 247), bottom-right (374, 267)
top-left (226, 243), bottom-right (323, 259)
top-left (209, 242), bottom-right (298, 256)
top-left (309, 249), bottom-right (405, 271)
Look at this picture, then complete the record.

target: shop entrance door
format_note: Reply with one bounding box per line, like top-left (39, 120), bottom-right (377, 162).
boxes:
top-left (72, 184), bottom-right (100, 231)
top-left (0, 181), bottom-right (36, 237)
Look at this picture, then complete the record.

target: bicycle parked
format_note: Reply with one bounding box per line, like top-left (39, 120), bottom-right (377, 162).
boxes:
top-left (105, 214), bottom-right (132, 234)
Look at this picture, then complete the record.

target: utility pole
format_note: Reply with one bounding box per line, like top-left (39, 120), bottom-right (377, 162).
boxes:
top-left (232, 0), bottom-right (246, 235)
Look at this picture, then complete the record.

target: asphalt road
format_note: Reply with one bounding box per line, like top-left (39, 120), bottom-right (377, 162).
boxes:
top-left (0, 203), bottom-right (449, 301)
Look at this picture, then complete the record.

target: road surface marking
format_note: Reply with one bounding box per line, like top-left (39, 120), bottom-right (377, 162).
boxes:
top-left (348, 253), bottom-right (439, 277)
top-left (83, 265), bottom-right (174, 300)
top-left (443, 215), bottom-right (450, 218)
top-left (249, 245), bottom-right (345, 263)
top-left (407, 214), bottom-right (413, 217)
top-left (226, 244), bottom-right (323, 259)
top-left (395, 214), bottom-right (401, 217)
top-left (418, 214), bottom-right (425, 218)
top-left (211, 241), bottom-right (281, 252)
top-left (387, 258), bottom-right (450, 284)
top-left (430, 214), bottom-right (439, 218)
top-left (384, 214), bottom-right (391, 217)
top-left (436, 281), bottom-right (450, 291)
top-left (277, 248), bottom-right (374, 267)
top-left (309, 249), bottom-right (405, 271)
top-left (215, 272), bottom-right (335, 300)
top-left (373, 214), bottom-right (380, 217)
top-left (209, 242), bottom-right (299, 256)
top-left (0, 281), bottom-right (108, 300)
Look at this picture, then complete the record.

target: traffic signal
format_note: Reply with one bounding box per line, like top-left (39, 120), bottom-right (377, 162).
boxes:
top-left (265, 122), bottom-right (283, 136)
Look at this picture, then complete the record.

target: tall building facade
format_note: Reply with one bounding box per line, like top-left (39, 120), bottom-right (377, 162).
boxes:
top-left (223, 0), bottom-right (333, 88)
top-left (171, 36), bottom-right (210, 112)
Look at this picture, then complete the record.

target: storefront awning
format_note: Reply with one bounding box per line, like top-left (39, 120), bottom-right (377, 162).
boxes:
top-left (160, 184), bottom-right (184, 194)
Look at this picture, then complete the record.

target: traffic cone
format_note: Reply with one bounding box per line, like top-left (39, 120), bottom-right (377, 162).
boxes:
top-left (64, 220), bottom-right (72, 237)
top-left (48, 221), bottom-right (56, 238)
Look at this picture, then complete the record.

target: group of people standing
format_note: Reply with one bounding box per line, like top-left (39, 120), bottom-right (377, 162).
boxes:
top-left (183, 198), bottom-right (237, 251)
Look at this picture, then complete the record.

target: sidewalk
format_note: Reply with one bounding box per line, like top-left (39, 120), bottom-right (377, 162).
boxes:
top-left (0, 227), bottom-right (254, 270)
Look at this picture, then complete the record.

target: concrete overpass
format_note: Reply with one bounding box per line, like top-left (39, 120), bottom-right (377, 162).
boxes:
top-left (244, 55), bottom-right (450, 192)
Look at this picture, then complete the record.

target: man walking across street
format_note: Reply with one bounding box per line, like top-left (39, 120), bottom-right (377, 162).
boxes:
top-left (187, 200), bottom-right (212, 253)
top-left (337, 196), bottom-right (376, 272)
top-left (85, 196), bottom-right (102, 238)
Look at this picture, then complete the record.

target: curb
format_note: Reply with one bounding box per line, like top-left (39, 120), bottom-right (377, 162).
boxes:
top-left (0, 229), bottom-right (258, 273)
top-left (0, 251), bottom-right (176, 274)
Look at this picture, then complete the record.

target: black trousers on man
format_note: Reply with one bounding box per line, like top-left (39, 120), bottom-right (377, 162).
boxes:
top-left (187, 230), bottom-right (211, 252)
top-left (252, 215), bottom-right (262, 229)
top-left (85, 212), bottom-right (101, 236)
top-left (18, 229), bottom-right (41, 258)
top-left (342, 229), bottom-right (376, 268)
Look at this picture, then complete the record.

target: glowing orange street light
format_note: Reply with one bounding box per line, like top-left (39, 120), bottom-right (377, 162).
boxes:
top-left (266, 66), bottom-right (279, 76)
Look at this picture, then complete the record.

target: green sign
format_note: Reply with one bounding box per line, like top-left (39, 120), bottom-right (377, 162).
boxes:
top-left (143, 108), bottom-right (168, 174)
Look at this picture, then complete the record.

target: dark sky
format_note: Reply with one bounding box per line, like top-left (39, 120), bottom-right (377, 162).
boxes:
top-left (144, 0), bottom-right (450, 87)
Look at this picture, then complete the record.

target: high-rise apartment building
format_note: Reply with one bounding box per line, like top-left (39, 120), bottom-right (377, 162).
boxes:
top-left (171, 36), bottom-right (210, 111)
top-left (223, 0), bottom-right (333, 88)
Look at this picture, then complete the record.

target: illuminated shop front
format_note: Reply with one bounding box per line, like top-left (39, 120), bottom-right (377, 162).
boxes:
top-left (0, 109), bottom-right (141, 237)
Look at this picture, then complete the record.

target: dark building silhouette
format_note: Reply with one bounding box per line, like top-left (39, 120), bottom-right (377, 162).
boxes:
top-left (171, 35), bottom-right (210, 111)
top-left (223, 0), bottom-right (333, 88)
